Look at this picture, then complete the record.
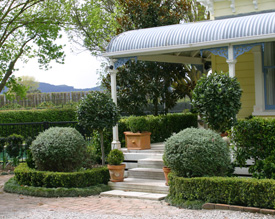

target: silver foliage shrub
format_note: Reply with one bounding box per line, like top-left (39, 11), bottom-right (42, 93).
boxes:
top-left (31, 127), bottom-right (87, 172)
top-left (164, 128), bottom-right (231, 177)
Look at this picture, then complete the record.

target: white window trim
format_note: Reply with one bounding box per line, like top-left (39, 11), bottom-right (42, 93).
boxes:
top-left (252, 46), bottom-right (275, 116)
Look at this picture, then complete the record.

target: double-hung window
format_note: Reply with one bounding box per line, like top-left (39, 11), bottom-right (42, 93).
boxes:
top-left (264, 42), bottom-right (275, 110)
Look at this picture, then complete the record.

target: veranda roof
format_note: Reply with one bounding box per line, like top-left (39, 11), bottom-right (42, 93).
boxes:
top-left (104, 12), bottom-right (275, 58)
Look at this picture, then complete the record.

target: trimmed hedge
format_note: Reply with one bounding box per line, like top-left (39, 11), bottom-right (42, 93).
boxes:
top-left (231, 117), bottom-right (275, 179)
top-left (0, 108), bottom-right (76, 123)
top-left (0, 109), bottom-right (77, 138)
top-left (120, 113), bottom-right (197, 146)
top-left (14, 163), bottom-right (109, 188)
top-left (168, 173), bottom-right (275, 209)
top-left (4, 177), bottom-right (110, 197)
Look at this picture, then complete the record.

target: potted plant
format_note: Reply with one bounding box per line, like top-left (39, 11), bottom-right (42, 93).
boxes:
top-left (162, 153), bottom-right (171, 186)
top-left (107, 149), bottom-right (125, 182)
top-left (124, 116), bottom-right (151, 150)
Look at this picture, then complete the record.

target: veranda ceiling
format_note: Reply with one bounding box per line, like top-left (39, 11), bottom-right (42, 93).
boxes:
top-left (104, 12), bottom-right (275, 62)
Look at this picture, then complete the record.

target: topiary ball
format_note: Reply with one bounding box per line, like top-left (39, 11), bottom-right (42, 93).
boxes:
top-left (164, 128), bottom-right (231, 177)
top-left (30, 127), bottom-right (87, 172)
top-left (107, 149), bottom-right (124, 165)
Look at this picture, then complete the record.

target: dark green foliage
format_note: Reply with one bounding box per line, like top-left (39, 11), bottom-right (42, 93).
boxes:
top-left (30, 127), bottom-right (87, 172)
top-left (192, 72), bottom-right (242, 132)
top-left (91, 113), bottom-right (197, 162)
top-left (0, 108), bottom-right (77, 138)
top-left (164, 128), bottom-right (231, 177)
top-left (77, 91), bottom-right (120, 131)
top-left (231, 117), bottom-right (275, 179)
top-left (77, 91), bottom-right (120, 165)
top-left (107, 149), bottom-right (124, 165)
top-left (14, 163), bottom-right (110, 188)
top-left (168, 173), bottom-right (275, 209)
top-left (127, 116), bottom-right (148, 133)
top-left (4, 177), bottom-right (110, 197)
top-left (6, 134), bottom-right (24, 158)
top-left (0, 137), bottom-right (5, 153)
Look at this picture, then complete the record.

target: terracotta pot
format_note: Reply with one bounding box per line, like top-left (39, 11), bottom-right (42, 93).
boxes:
top-left (163, 166), bottom-right (171, 186)
top-left (220, 132), bottom-right (228, 137)
top-left (107, 164), bottom-right (125, 182)
top-left (124, 132), bottom-right (151, 150)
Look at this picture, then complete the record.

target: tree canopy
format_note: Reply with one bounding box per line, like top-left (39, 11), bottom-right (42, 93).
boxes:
top-left (0, 0), bottom-right (67, 97)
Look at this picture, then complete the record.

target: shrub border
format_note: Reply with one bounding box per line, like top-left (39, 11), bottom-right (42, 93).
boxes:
top-left (14, 163), bottom-right (110, 188)
top-left (4, 177), bottom-right (110, 197)
top-left (168, 173), bottom-right (275, 209)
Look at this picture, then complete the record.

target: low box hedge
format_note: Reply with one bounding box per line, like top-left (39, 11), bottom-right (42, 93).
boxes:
top-left (4, 177), bottom-right (110, 197)
top-left (14, 163), bottom-right (109, 188)
top-left (168, 173), bottom-right (275, 209)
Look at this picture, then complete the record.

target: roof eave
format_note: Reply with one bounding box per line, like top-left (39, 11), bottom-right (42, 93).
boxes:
top-left (103, 33), bottom-right (275, 58)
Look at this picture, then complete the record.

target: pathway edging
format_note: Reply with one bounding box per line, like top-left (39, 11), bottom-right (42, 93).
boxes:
top-left (203, 203), bottom-right (275, 215)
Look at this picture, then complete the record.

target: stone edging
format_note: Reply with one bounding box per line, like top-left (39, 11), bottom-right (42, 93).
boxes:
top-left (202, 203), bottom-right (275, 215)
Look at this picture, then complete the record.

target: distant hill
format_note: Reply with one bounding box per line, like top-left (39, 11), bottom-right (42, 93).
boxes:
top-left (38, 82), bottom-right (102, 93)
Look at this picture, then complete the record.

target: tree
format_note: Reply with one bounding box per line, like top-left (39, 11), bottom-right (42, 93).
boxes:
top-left (18, 76), bottom-right (40, 93)
top-left (192, 72), bottom-right (242, 133)
top-left (0, 0), bottom-right (67, 98)
top-left (77, 91), bottom-right (120, 165)
top-left (103, 0), bottom-right (209, 115)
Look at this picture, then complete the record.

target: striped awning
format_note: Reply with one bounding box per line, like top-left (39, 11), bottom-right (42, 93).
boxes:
top-left (104, 12), bottom-right (275, 58)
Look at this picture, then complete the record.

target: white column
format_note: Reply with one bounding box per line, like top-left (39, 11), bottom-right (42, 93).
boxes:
top-left (110, 59), bottom-right (121, 150)
top-left (226, 45), bottom-right (237, 77)
top-left (252, 46), bottom-right (265, 114)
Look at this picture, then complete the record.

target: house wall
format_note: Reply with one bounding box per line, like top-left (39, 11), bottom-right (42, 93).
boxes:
top-left (211, 51), bottom-right (255, 118)
top-left (213, 0), bottom-right (275, 19)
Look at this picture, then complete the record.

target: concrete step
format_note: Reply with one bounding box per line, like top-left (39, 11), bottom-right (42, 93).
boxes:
top-left (100, 190), bottom-right (167, 201)
top-left (138, 158), bottom-right (164, 169)
top-left (121, 148), bottom-right (164, 154)
top-left (108, 178), bottom-right (169, 194)
top-left (123, 153), bottom-right (163, 161)
top-left (128, 168), bottom-right (165, 180)
top-left (122, 162), bottom-right (138, 170)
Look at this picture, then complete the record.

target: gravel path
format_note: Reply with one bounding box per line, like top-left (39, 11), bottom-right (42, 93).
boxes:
top-left (0, 175), bottom-right (274, 219)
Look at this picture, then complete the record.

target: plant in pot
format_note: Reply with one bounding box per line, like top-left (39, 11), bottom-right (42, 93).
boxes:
top-left (107, 149), bottom-right (125, 182)
top-left (192, 71), bottom-right (242, 138)
top-left (162, 153), bottom-right (171, 186)
top-left (124, 116), bottom-right (151, 150)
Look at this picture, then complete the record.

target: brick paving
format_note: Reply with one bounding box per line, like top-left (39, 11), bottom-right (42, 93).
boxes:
top-left (0, 175), bottom-right (274, 219)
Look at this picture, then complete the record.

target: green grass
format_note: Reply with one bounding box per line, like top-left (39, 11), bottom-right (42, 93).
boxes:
top-left (4, 177), bottom-right (110, 197)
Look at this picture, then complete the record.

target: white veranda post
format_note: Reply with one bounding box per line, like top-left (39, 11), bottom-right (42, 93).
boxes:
top-left (110, 59), bottom-right (121, 150)
top-left (226, 44), bottom-right (237, 77)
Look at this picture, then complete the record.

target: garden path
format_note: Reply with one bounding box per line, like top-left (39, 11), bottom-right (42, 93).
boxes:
top-left (0, 175), bottom-right (273, 219)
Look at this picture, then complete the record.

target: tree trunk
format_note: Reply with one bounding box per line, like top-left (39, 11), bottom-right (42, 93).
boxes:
top-left (100, 130), bottom-right (105, 165)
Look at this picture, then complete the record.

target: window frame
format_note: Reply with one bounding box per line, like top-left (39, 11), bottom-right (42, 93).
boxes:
top-left (263, 42), bottom-right (275, 110)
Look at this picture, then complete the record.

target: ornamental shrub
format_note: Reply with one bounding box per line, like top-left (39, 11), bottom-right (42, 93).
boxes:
top-left (30, 127), bottom-right (87, 172)
top-left (127, 116), bottom-right (148, 132)
top-left (14, 163), bottom-right (109, 188)
top-left (6, 134), bottom-right (24, 158)
top-left (107, 149), bottom-right (124, 165)
top-left (77, 91), bottom-right (120, 165)
top-left (192, 72), bottom-right (242, 133)
top-left (231, 117), bottom-right (275, 179)
top-left (168, 173), bottom-right (275, 209)
top-left (164, 128), bottom-right (231, 177)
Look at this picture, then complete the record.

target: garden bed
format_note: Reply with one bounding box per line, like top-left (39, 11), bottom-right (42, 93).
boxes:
top-left (167, 173), bottom-right (275, 210)
top-left (4, 177), bottom-right (110, 197)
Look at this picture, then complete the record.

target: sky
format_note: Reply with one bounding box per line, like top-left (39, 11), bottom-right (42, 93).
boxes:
top-left (14, 36), bottom-right (104, 89)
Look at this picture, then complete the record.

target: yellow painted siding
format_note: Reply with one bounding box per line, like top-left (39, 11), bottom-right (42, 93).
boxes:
top-left (211, 51), bottom-right (255, 118)
top-left (213, 0), bottom-right (275, 18)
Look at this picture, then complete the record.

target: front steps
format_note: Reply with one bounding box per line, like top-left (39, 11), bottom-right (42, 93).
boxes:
top-left (100, 143), bottom-right (168, 201)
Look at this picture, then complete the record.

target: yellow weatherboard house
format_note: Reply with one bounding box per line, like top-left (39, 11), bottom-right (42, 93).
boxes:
top-left (103, 1), bottom-right (275, 149)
